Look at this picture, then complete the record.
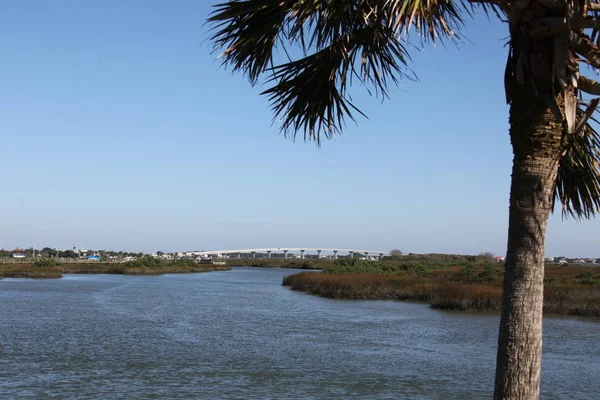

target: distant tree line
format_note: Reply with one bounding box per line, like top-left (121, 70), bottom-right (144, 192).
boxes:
top-left (0, 247), bottom-right (145, 259)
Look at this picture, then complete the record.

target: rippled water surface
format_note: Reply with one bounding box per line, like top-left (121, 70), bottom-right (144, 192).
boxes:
top-left (1, 268), bottom-right (599, 399)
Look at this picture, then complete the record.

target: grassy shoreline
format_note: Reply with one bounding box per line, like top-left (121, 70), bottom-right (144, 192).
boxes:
top-left (0, 259), bottom-right (231, 279)
top-left (282, 260), bottom-right (600, 318)
top-left (227, 258), bottom-right (325, 269)
top-left (6, 255), bottom-right (599, 318)
top-left (0, 257), bottom-right (324, 279)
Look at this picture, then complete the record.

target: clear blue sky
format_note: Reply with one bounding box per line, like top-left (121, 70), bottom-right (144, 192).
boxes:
top-left (1, 1), bottom-right (598, 257)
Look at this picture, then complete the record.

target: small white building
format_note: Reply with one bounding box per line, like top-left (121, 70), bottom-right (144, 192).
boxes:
top-left (12, 253), bottom-right (26, 259)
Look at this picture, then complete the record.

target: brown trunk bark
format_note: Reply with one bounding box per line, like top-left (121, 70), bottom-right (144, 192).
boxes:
top-left (493, 82), bottom-right (565, 399)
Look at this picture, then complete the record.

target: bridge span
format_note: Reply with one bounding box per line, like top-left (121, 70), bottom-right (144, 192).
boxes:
top-left (182, 248), bottom-right (390, 260)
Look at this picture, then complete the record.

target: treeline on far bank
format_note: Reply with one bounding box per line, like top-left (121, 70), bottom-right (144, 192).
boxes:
top-left (226, 258), bottom-right (326, 269)
top-left (282, 258), bottom-right (600, 318)
top-left (0, 256), bottom-right (231, 279)
top-left (228, 253), bottom-right (504, 271)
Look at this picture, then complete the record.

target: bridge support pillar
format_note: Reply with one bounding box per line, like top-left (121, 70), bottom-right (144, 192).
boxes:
top-left (283, 250), bottom-right (289, 259)
top-left (252, 251), bottom-right (256, 259)
top-left (267, 251), bottom-right (272, 259)
top-left (349, 251), bottom-right (354, 259)
top-left (317, 250), bottom-right (322, 259)
top-left (364, 252), bottom-right (369, 260)
top-left (333, 250), bottom-right (338, 259)
top-left (300, 250), bottom-right (305, 260)
top-left (379, 253), bottom-right (384, 260)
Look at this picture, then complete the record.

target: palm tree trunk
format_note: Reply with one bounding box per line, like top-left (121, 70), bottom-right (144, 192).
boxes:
top-left (494, 82), bottom-right (565, 399)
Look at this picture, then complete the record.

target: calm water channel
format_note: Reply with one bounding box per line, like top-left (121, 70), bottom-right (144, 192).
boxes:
top-left (1, 267), bottom-right (598, 399)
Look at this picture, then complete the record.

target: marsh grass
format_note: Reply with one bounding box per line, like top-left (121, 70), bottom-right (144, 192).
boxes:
top-left (0, 265), bottom-right (63, 279)
top-left (228, 258), bottom-right (325, 269)
top-left (283, 264), bottom-right (600, 317)
top-left (0, 257), bottom-right (231, 279)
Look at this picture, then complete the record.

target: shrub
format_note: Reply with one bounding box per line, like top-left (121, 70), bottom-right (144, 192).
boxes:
top-left (575, 271), bottom-right (600, 285)
top-left (476, 266), bottom-right (503, 283)
top-left (324, 258), bottom-right (392, 274)
top-left (407, 264), bottom-right (426, 277)
top-left (283, 261), bottom-right (600, 317)
top-left (169, 258), bottom-right (198, 269)
top-left (125, 256), bottom-right (168, 269)
top-left (32, 259), bottom-right (60, 268)
top-left (283, 260), bottom-right (318, 269)
top-left (252, 261), bottom-right (270, 268)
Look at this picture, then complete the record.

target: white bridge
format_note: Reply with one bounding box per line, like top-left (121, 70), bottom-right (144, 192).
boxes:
top-left (182, 248), bottom-right (389, 260)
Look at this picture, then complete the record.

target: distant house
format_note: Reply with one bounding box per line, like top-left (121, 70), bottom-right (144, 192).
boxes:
top-left (495, 256), bottom-right (505, 263)
top-left (12, 253), bottom-right (26, 259)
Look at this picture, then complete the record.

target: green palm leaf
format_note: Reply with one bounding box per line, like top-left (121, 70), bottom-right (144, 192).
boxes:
top-left (554, 109), bottom-right (600, 218)
top-left (262, 25), bottom-right (411, 141)
top-left (209, 0), bottom-right (473, 142)
top-left (209, 1), bottom-right (291, 84)
top-left (210, 1), bottom-right (600, 217)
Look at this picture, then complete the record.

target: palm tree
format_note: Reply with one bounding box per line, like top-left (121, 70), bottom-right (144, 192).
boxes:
top-left (208, 1), bottom-right (600, 398)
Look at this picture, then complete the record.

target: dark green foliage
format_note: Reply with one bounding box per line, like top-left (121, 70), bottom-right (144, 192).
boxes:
top-left (227, 258), bottom-right (326, 269)
top-left (575, 271), bottom-right (600, 285)
top-left (125, 256), bottom-right (169, 269)
top-left (325, 254), bottom-right (499, 276)
top-left (1, 258), bottom-right (230, 279)
top-left (283, 260), bottom-right (318, 269)
top-left (395, 253), bottom-right (499, 269)
top-left (169, 258), bottom-right (200, 269)
top-left (324, 258), bottom-right (395, 274)
top-left (40, 247), bottom-right (58, 257)
top-left (32, 259), bottom-right (61, 268)
top-left (460, 265), bottom-right (476, 277)
top-left (476, 266), bottom-right (503, 283)
top-left (406, 264), bottom-right (426, 277)
top-left (58, 250), bottom-right (78, 258)
top-left (122, 256), bottom-right (231, 275)
top-left (477, 252), bottom-right (495, 262)
top-left (249, 261), bottom-right (271, 268)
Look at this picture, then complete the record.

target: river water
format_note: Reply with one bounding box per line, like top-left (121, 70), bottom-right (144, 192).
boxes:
top-left (0, 268), bottom-right (598, 399)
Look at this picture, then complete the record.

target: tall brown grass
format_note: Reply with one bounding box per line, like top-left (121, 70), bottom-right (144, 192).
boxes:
top-left (0, 265), bottom-right (63, 279)
top-left (0, 262), bottom-right (231, 279)
top-left (283, 268), bottom-right (600, 317)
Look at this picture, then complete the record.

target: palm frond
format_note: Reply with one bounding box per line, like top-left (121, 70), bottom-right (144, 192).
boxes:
top-left (208, 0), bottom-right (475, 142)
top-left (554, 108), bottom-right (600, 219)
top-left (263, 24), bottom-right (413, 143)
top-left (261, 43), bottom-right (366, 142)
top-left (381, 0), bottom-right (471, 41)
top-left (208, 1), bottom-right (291, 83)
